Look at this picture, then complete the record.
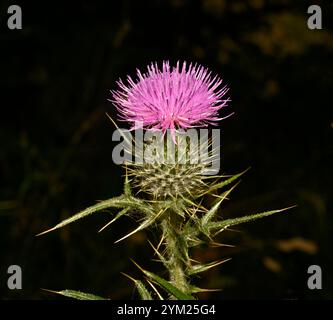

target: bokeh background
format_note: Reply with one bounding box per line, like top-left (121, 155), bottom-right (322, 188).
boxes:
top-left (1, 0), bottom-right (332, 299)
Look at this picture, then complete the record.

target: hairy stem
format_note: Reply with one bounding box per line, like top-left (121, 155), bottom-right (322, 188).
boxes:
top-left (161, 212), bottom-right (190, 296)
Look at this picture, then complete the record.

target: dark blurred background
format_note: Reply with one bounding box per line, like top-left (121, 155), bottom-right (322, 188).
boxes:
top-left (0, 0), bottom-right (332, 299)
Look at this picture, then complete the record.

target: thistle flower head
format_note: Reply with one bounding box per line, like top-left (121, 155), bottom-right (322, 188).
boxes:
top-left (127, 134), bottom-right (217, 199)
top-left (111, 61), bottom-right (230, 135)
top-left (129, 162), bottom-right (207, 199)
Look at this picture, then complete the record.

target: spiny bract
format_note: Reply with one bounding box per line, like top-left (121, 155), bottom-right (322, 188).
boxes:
top-left (125, 134), bottom-right (217, 199)
top-left (129, 162), bottom-right (208, 199)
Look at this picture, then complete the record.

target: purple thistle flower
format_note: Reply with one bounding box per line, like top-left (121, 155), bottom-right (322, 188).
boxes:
top-left (110, 61), bottom-right (231, 135)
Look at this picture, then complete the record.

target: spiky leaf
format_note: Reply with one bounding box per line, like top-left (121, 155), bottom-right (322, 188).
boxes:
top-left (123, 166), bottom-right (132, 196)
top-left (189, 286), bottom-right (222, 293)
top-left (122, 273), bottom-right (152, 300)
top-left (188, 258), bottom-right (231, 275)
top-left (114, 208), bottom-right (165, 243)
top-left (37, 196), bottom-right (129, 236)
top-left (37, 195), bottom-right (155, 236)
top-left (44, 289), bottom-right (108, 300)
top-left (132, 261), bottom-right (195, 300)
top-left (135, 280), bottom-right (153, 300)
top-left (198, 169), bottom-right (248, 197)
top-left (98, 207), bottom-right (129, 233)
top-left (144, 271), bottom-right (195, 300)
top-left (147, 280), bottom-right (164, 300)
top-left (208, 206), bottom-right (294, 235)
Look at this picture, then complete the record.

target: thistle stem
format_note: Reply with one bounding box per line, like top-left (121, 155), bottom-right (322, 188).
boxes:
top-left (161, 213), bottom-right (190, 295)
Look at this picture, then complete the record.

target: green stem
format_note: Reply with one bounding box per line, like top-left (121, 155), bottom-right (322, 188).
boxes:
top-left (161, 213), bottom-right (190, 296)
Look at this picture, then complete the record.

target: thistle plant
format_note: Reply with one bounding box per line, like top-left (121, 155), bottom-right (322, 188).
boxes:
top-left (38, 61), bottom-right (292, 300)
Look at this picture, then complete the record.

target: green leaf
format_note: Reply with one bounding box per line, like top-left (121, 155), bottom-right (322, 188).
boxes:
top-left (183, 211), bottom-right (202, 240)
top-left (98, 207), bottom-right (129, 233)
top-left (201, 183), bottom-right (239, 237)
top-left (145, 272), bottom-right (195, 300)
top-left (114, 207), bottom-right (165, 243)
top-left (135, 280), bottom-right (153, 300)
top-left (189, 286), bottom-right (222, 293)
top-left (148, 240), bottom-right (168, 267)
top-left (188, 258), bottom-right (231, 275)
top-left (187, 237), bottom-right (205, 248)
top-left (171, 203), bottom-right (186, 218)
top-left (198, 169), bottom-right (249, 197)
top-left (147, 280), bottom-right (164, 300)
top-left (123, 165), bottom-right (132, 196)
top-left (132, 261), bottom-right (195, 300)
top-left (36, 196), bottom-right (128, 236)
top-left (43, 289), bottom-right (108, 300)
top-left (121, 273), bottom-right (152, 300)
top-left (201, 198), bottom-right (223, 228)
top-left (208, 206), bottom-right (295, 236)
